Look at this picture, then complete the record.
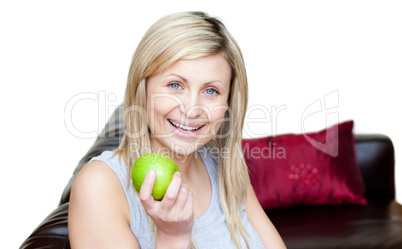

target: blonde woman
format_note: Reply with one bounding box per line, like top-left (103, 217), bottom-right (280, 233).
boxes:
top-left (68, 11), bottom-right (286, 249)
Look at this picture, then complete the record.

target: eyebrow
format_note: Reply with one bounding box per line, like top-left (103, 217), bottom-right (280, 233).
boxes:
top-left (165, 74), bottom-right (187, 83)
top-left (164, 74), bottom-right (226, 86)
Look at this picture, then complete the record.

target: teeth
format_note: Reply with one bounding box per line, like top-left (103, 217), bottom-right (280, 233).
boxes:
top-left (170, 120), bottom-right (201, 131)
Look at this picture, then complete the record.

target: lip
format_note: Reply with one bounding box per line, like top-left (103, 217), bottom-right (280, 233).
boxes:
top-left (167, 119), bottom-right (205, 139)
top-left (168, 118), bottom-right (204, 128)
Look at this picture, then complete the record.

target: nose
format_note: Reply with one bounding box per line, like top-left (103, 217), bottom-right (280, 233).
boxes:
top-left (180, 92), bottom-right (203, 119)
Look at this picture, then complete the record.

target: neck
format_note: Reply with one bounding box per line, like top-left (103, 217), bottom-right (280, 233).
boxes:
top-left (170, 152), bottom-right (197, 180)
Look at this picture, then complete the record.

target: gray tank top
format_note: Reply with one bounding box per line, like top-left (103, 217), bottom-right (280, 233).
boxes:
top-left (89, 147), bottom-right (265, 248)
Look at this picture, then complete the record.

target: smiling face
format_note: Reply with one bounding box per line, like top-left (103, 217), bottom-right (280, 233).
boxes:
top-left (146, 53), bottom-right (231, 156)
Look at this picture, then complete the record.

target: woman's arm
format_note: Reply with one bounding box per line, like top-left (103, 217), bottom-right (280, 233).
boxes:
top-left (245, 182), bottom-right (287, 249)
top-left (68, 161), bottom-right (140, 249)
top-left (68, 161), bottom-right (194, 249)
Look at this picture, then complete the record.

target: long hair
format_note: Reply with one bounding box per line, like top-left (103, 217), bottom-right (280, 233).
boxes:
top-left (116, 11), bottom-right (250, 249)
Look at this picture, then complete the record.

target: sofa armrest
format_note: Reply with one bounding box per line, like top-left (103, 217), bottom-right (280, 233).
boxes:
top-left (20, 203), bottom-right (70, 249)
top-left (354, 134), bottom-right (395, 199)
top-left (59, 105), bottom-right (124, 205)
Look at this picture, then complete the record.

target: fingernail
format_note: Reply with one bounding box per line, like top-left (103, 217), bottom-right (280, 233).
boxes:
top-left (174, 172), bottom-right (181, 177)
top-left (147, 170), bottom-right (155, 178)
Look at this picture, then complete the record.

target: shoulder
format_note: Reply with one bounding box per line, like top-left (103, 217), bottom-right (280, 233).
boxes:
top-left (69, 159), bottom-right (128, 224)
top-left (72, 160), bottom-right (121, 194)
top-left (198, 144), bottom-right (219, 178)
top-left (198, 143), bottom-right (219, 165)
top-left (68, 160), bottom-right (140, 248)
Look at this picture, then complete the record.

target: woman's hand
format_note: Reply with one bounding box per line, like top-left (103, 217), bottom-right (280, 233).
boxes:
top-left (139, 170), bottom-right (194, 249)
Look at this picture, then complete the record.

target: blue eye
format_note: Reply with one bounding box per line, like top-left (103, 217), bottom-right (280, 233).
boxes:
top-left (169, 83), bottom-right (181, 90)
top-left (206, 88), bottom-right (218, 95)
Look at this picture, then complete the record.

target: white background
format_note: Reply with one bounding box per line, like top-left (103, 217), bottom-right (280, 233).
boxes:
top-left (1, 1), bottom-right (401, 248)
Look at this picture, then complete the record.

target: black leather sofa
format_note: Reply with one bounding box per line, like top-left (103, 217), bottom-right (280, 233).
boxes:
top-left (20, 107), bottom-right (402, 249)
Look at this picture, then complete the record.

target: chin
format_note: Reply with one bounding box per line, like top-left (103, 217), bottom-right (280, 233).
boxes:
top-left (167, 139), bottom-right (207, 156)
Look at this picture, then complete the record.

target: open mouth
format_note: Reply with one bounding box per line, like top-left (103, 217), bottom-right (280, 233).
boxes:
top-left (168, 119), bottom-right (204, 133)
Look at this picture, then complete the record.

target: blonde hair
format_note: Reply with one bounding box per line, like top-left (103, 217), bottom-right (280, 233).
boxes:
top-left (116, 11), bottom-right (250, 249)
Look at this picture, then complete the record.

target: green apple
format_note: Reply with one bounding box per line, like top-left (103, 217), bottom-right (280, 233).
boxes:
top-left (131, 153), bottom-right (180, 201)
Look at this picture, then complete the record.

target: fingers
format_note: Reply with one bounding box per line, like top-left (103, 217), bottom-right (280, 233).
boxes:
top-left (184, 191), bottom-right (194, 222)
top-left (139, 170), bottom-right (193, 223)
top-left (162, 173), bottom-right (193, 222)
top-left (184, 189), bottom-right (194, 214)
top-left (180, 184), bottom-right (194, 222)
top-left (139, 170), bottom-right (156, 209)
top-left (175, 183), bottom-right (190, 211)
top-left (161, 172), bottom-right (182, 209)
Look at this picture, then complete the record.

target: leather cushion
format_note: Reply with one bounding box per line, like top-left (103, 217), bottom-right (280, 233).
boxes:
top-left (268, 199), bottom-right (402, 249)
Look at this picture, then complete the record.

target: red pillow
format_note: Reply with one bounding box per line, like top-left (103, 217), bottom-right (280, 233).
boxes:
top-left (242, 120), bottom-right (367, 210)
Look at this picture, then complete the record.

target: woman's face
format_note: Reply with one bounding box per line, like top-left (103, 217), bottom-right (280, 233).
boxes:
top-left (146, 53), bottom-right (231, 157)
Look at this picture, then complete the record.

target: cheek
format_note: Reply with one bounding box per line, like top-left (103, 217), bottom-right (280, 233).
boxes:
top-left (146, 95), bottom-right (180, 125)
top-left (208, 106), bottom-right (229, 135)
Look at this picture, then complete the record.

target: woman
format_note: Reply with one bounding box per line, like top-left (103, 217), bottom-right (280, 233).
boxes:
top-left (68, 11), bottom-right (286, 249)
